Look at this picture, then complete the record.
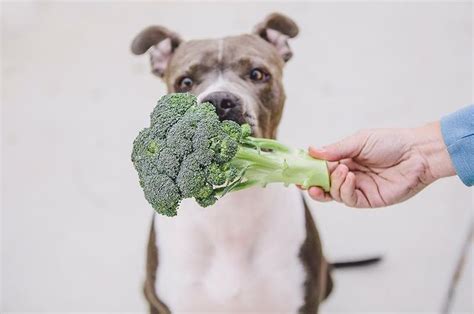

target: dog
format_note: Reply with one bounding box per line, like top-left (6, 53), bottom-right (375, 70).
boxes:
top-left (131, 13), bottom-right (333, 313)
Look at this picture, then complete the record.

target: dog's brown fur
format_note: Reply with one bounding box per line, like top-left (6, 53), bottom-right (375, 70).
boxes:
top-left (144, 219), bottom-right (170, 314)
top-left (298, 199), bottom-right (333, 313)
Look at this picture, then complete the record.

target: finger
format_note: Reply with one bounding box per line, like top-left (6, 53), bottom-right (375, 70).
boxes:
top-left (308, 131), bottom-right (368, 161)
top-left (340, 172), bottom-right (371, 208)
top-left (308, 187), bottom-right (333, 202)
top-left (329, 164), bottom-right (349, 202)
top-left (308, 146), bottom-right (331, 160)
top-left (340, 171), bottom-right (357, 207)
top-left (326, 161), bottom-right (339, 173)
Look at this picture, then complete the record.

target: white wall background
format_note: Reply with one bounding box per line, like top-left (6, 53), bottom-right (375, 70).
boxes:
top-left (2, 1), bottom-right (473, 313)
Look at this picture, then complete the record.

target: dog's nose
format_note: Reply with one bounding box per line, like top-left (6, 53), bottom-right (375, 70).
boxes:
top-left (201, 91), bottom-right (244, 122)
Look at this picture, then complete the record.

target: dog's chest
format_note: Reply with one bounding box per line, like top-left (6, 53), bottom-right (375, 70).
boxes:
top-left (154, 185), bottom-right (307, 312)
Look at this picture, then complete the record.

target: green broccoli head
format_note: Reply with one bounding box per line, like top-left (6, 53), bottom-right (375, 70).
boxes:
top-left (131, 93), bottom-right (242, 216)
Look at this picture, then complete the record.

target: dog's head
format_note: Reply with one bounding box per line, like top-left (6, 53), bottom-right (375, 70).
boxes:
top-left (131, 13), bottom-right (298, 139)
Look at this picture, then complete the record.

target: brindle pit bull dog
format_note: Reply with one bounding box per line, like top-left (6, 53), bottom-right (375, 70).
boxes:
top-left (131, 13), bottom-right (333, 313)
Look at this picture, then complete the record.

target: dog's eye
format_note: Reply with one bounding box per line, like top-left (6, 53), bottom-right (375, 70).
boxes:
top-left (249, 68), bottom-right (269, 82)
top-left (177, 77), bottom-right (194, 92)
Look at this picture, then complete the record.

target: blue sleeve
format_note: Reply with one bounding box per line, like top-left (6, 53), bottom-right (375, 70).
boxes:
top-left (440, 105), bottom-right (474, 186)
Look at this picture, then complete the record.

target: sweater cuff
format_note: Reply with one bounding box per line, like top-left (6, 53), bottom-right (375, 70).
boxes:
top-left (440, 105), bottom-right (474, 186)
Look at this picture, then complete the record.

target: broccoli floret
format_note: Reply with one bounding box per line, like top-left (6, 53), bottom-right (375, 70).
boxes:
top-left (166, 115), bottom-right (195, 159)
top-left (240, 123), bottom-right (252, 138)
top-left (132, 128), bottom-right (161, 161)
top-left (132, 128), bottom-right (163, 181)
top-left (150, 93), bottom-right (196, 138)
top-left (206, 162), bottom-right (239, 186)
top-left (155, 147), bottom-right (180, 179)
top-left (195, 195), bottom-right (217, 207)
top-left (206, 162), bottom-right (227, 186)
top-left (175, 157), bottom-right (207, 198)
top-left (210, 134), bottom-right (238, 163)
top-left (175, 156), bottom-right (217, 208)
top-left (142, 174), bottom-right (181, 217)
top-left (131, 93), bottom-right (330, 217)
top-left (193, 119), bottom-right (220, 150)
top-left (221, 120), bottom-right (242, 141)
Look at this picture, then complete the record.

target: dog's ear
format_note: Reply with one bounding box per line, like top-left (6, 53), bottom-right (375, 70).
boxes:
top-left (253, 13), bottom-right (299, 62)
top-left (131, 26), bottom-right (182, 77)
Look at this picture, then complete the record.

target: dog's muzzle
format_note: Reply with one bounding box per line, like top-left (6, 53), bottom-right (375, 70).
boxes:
top-left (201, 91), bottom-right (246, 124)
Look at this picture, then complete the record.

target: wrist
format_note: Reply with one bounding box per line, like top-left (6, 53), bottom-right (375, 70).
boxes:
top-left (412, 121), bottom-right (456, 182)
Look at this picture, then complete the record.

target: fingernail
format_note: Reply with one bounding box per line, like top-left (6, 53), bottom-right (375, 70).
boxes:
top-left (309, 146), bottom-right (324, 152)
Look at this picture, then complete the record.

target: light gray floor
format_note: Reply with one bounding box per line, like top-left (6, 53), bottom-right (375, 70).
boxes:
top-left (2, 2), bottom-right (473, 313)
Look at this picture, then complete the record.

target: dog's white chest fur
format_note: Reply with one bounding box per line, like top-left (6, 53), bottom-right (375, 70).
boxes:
top-left (154, 185), bottom-right (307, 312)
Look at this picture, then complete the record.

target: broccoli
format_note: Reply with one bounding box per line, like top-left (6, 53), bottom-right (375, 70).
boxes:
top-left (132, 93), bottom-right (330, 217)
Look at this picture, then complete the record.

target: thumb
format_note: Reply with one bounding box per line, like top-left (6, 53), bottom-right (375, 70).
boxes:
top-left (309, 132), bottom-right (366, 161)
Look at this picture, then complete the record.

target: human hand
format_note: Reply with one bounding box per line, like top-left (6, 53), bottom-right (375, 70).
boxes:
top-left (306, 122), bottom-right (456, 208)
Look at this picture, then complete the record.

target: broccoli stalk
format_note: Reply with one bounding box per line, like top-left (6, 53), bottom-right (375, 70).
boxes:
top-left (212, 137), bottom-right (330, 197)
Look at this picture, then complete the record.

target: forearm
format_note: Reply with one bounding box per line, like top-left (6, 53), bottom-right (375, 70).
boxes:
top-left (413, 105), bottom-right (474, 186)
top-left (412, 121), bottom-right (456, 183)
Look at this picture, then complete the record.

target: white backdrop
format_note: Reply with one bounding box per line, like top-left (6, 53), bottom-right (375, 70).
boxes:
top-left (2, 1), bottom-right (473, 312)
